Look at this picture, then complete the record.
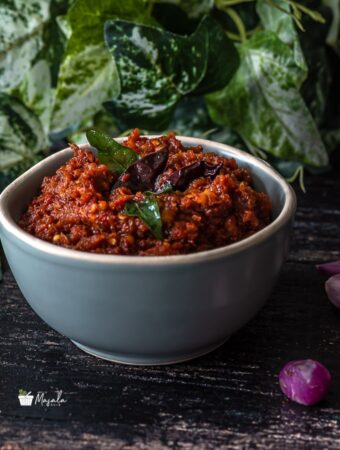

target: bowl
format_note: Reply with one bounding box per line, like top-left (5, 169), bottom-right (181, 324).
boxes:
top-left (0, 137), bottom-right (296, 365)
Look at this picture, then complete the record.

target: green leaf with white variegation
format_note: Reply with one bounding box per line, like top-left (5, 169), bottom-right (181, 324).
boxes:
top-left (256, 0), bottom-right (307, 73)
top-left (10, 10), bottom-right (68, 135)
top-left (51, 0), bottom-right (152, 134)
top-left (206, 31), bottom-right (329, 168)
top-left (51, 45), bottom-right (120, 133)
top-left (104, 18), bottom-right (209, 129)
top-left (14, 60), bottom-right (53, 135)
top-left (104, 15), bottom-right (237, 130)
top-left (0, 94), bottom-right (48, 180)
top-left (0, 0), bottom-right (50, 92)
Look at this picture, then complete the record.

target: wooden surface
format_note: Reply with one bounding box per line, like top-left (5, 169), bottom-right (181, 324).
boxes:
top-left (0, 163), bottom-right (339, 449)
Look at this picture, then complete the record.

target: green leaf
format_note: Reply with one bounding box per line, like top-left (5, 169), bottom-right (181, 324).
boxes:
top-left (206, 31), bottom-right (329, 167)
top-left (193, 16), bottom-right (240, 94)
top-left (9, 2), bottom-right (70, 136)
top-left (0, 0), bottom-right (50, 92)
top-left (86, 129), bottom-right (139, 173)
top-left (51, 0), bottom-right (152, 133)
top-left (51, 45), bottom-right (120, 133)
top-left (169, 97), bottom-right (216, 136)
top-left (104, 16), bottom-right (239, 129)
top-left (13, 59), bottom-right (53, 135)
top-left (0, 94), bottom-right (48, 181)
top-left (256, 0), bottom-right (307, 72)
top-left (104, 18), bottom-right (208, 129)
top-left (125, 195), bottom-right (163, 239)
top-left (298, 3), bottom-right (333, 125)
top-left (155, 181), bottom-right (173, 193)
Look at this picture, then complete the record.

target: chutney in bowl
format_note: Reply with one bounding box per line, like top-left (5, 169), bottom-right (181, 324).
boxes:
top-left (0, 136), bottom-right (296, 365)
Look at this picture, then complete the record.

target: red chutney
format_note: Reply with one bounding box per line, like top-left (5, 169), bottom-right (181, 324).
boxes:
top-left (19, 130), bottom-right (272, 256)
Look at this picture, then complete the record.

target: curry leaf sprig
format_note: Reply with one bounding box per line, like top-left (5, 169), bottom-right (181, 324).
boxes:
top-left (125, 195), bottom-right (163, 240)
top-left (86, 129), bottom-right (165, 239)
top-left (86, 129), bottom-right (139, 173)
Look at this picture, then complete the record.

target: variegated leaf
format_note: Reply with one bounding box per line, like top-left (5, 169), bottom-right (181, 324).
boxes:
top-left (0, 0), bottom-right (50, 91)
top-left (206, 31), bottom-right (329, 167)
top-left (51, 0), bottom-right (151, 133)
top-left (0, 94), bottom-right (48, 176)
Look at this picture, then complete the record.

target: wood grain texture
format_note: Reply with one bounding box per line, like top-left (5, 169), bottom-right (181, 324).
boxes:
top-left (0, 166), bottom-right (339, 449)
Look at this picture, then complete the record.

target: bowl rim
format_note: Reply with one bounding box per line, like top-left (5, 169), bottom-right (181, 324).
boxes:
top-left (0, 136), bottom-right (296, 266)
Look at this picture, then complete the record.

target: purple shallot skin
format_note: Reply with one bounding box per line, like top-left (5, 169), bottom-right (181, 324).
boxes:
top-left (325, 273), bottom-right (340, 308)
top-left (316, 260), bottom-right (340, 278)
top-left (279, 359), bottom-right (331, 406)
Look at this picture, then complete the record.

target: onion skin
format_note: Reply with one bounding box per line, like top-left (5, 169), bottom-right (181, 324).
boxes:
top-left (325, 274), bottom-right (340, 308)
top-left (279, 360), bottom-right (331, 406)
top-left (317, 260), bottom-right (340, 278)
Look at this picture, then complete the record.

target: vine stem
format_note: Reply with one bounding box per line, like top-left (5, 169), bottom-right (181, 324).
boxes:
top-left (224, 7), bottom-right (247, 42)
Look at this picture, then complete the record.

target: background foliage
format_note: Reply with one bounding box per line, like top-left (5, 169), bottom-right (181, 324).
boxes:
top-left (0, 0), bottom-right (339, 189)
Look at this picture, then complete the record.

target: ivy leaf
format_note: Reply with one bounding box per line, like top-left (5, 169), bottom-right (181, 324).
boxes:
top-left (104, 16), bottom-right (238, 130)
top-left (13, 60), bottom-right (53, 135)
top-left (194, 16), bottom-right (240, 94)
top-left (169, 97), bottom-right (215, 136)
top-left (9, 1), bottom-right (70, 136)
top-left (86, 129), bottom-right (139, 174)
top-left (124, 195), bottom-right (163, 239)
top-left (0, 0), bottom-right (50, 92)
top-left (206, 31), bottom-right (329, 168)
top-left (51, 45), bottom-right (120, 133)
top-left (104, 18), bottom-right (208, 130)
top-left (256, 0), bottom-right (307, 72)
top-left (51, 0), bottom-right (152, 134)
top-left (298, 4), bottom-right (333, 125)
top-left (0, 94), bottom-right (48, 183)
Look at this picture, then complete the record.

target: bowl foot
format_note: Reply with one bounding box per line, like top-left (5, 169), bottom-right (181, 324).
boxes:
top-left (71, 337), bottom-right (230, 366)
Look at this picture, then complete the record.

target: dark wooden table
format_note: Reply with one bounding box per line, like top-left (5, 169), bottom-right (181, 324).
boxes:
top-left (0, 163), bottom-right (339, 449)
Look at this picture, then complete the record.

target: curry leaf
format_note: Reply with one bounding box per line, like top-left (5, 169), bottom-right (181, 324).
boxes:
top-left (51, 0), bottom-right (152, 133)
top-left (0, 94), bottom-right (48, 178)
top-left (124, 195), bottom-right (163, 239)
top-left (0, 0), bottom-right (50, 92)
top-left (86, 129), bottom-right (139, 174)
top-left (206, 31), bottom-right (329, 167)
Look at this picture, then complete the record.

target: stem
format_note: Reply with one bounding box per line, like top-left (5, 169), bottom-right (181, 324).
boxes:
top-left (147, 0), bottom-right (154, 16)
top-left (215, 0), bottom-right (255, 7)
top-left (225, 7), bottom-right (247, 42)
top-left (287, 0), bottom-right (326, 23)
top-left (286, 165), bottom-right (306, 192)
top-left (225, 31), bottom-right (243, 41)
